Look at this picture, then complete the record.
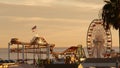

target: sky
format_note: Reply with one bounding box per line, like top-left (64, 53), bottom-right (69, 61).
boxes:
top-left (0, 0), bottom-right (119, 48)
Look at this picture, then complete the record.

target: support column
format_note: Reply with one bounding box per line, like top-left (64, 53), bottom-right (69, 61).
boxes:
top-left (22, 45), bottom-right (24, 63)
top-left (25, 46), bottom-right (27, 63)
top-left (39, 47), bottom-right (41, 59)
top-left (33, 45), bottom-right (36, 64)
top-left (17, 44), bottom-right (19, 61)
top-left (47, 45), bottom-right (50, 60)
top-left (116, 58), bottom-right (119, 68)
top-left (8, 43), bottom-right (11, 60)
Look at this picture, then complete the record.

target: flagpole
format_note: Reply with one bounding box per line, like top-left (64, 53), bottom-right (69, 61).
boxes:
top-left (32, 25), bottom-right (38, 36)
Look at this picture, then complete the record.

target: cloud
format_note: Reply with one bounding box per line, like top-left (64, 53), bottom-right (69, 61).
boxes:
top-left (0, 0), bottom-right (107, 48)
top-left (0, 15), bottom-right (90, 48)
top-left (8, 16), bottom-right (88, 23)
top-left (22, 0), bottom-right (56, 6)
top-left (0, 16), bottom-right (89, 30)
top-left (0, 0), bottom-right (104, 9)
top-left (23, 0), bottom-right (104, 10)
top-left (0, 3), bottom-right (101, 20)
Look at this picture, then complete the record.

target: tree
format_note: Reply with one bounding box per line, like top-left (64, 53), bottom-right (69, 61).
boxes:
top-left (102, 0), bottom-right (120, 53)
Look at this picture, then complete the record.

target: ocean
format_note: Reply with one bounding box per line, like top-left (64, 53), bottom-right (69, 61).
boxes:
top-left (0, 47), bottom-right (119, 60)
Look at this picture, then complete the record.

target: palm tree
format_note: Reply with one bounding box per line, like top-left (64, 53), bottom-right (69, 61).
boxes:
top-left (102, 0), bottom-right (120, 53)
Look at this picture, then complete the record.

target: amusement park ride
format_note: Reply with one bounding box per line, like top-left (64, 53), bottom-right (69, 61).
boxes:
top-left (7, 19), bottom-right (119, 67)
top-left (87, 19), bottom-right (112, 58)
top-left (8, 34), bottom-right (86, 64)
top-left (8, 35), bottom-right (55, 63)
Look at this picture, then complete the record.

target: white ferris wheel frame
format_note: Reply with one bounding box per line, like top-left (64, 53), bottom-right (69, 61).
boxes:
top-left (86, 19), bottom-right (112, 58)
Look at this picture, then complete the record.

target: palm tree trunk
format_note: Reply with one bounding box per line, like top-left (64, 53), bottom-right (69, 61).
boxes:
top-left (119, 27), bottom-right (120, 53)
top-left (118, 0), bottom-right (120, 53)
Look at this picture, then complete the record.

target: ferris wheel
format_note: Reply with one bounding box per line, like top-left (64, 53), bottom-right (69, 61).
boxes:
top-left (86, 19), bottom-right (112, 58)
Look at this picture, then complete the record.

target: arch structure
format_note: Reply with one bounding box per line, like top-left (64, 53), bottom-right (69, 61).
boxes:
top-left (86, 19), bottom-right (112, 58)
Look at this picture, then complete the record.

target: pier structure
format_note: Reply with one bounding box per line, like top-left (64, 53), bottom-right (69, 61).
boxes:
top-left (82, 58), bottom-right (120, 68)
top-left (62, 45), bottom-right (86, 60)
top-left (51, 44), bottom-right (86, 64)
top-left (8, 35), bottom-right (55, 64)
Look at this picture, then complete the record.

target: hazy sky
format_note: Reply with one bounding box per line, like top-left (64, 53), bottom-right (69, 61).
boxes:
top-left (0, 0), bottom-right (119, 48)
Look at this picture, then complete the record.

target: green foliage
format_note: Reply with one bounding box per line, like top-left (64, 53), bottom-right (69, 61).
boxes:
top-left (102, 0), bottom-right (120, 30)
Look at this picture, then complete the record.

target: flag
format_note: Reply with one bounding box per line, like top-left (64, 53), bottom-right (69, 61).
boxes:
top-left (32, 25), bottom-right (37, 32)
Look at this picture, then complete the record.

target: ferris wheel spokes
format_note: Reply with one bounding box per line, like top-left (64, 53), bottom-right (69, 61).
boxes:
top-left (87, 19), bottom-right (112, 58)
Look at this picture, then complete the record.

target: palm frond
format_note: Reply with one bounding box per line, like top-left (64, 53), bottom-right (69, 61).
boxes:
top-left (102, 1), bottom-right (120, 30)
